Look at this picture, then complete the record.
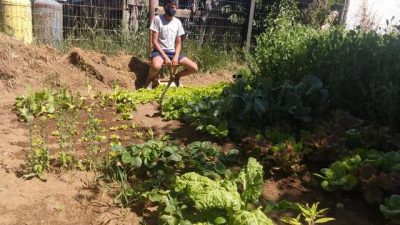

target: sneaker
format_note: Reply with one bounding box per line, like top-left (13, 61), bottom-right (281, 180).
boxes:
top-left (145, 81), bottom-right (153, 90)
top-left (145, 79), bottom-right (159, 89)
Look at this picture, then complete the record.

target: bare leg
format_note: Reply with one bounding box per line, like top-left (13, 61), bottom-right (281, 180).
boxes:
top-left (175, 57), bottom-right (198, 79)
top-left (146, 56), bottom-right (164, 88)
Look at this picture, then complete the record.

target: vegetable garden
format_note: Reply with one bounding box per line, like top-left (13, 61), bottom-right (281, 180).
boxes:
top-left (2, 0), bottom-right (400, 224)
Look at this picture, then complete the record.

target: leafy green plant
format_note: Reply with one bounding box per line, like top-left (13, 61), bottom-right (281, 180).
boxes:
top-left (269, 138), bottom-right (304, 173)
top-left (100, 83), bottom-right (226, 121)
top-left (265, 129), bottom-right (294, 144)
top-left (242, 129), bottom-right (307, 174)
top-left (358, 163), bottom-right (399, 205)
top-left (255, 5), bottom-right (400, 127)
top-left (281, 202), bottom-right (335, 225)
top-left (102, 140), bottom-right (228, 206)
top-left (15, 88), bottom-right (82, 122)
top-left (57, 151), bottom-right (75, 169)
top-left (23, 136), bottom-right (50, 181)
top-left (354, 149), bottom-right (400, 205)
top-left (161, 83), bottom-right (226, 121)
top-left (379, 195), bottom-right (400, 223)
top-left (317, 148), bottom-right (400, 210)
top-left (183, 141), bottom-right (228, 176)
top-left (82, 110), bottom-right (103, 170)
top-left (108, 88), bottom-right (138, 120)
top-left (178, 75), bottom-right (328, 138)
top-left (315, 155), bottom-right (361, 191)
top-left (236, 157), bottom-right (265, 205)
top-left (53, 106), bottom-right (78, 170)
top-left (355, 148), bottom-right (400, 175)
top-left (16, 90), bottom-right (56, 122)
top-left (158, 158), bottom-right (275, 225)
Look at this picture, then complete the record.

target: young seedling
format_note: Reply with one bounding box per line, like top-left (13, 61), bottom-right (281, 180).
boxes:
top-left (82, 110), bottom-right (103, 171)
top-left (54, 107), bottom-right (78, 170)
top-left (281, 202), bottom-right (335, 225)
top-left (24, 119), bottom-right (50, 181)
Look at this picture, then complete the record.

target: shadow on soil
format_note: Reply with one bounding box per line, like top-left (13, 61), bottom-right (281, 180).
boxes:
top-left (129, 57), bottom-right (150, 89)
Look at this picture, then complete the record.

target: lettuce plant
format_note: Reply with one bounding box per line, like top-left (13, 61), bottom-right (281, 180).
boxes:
top-left (315, 155), bottom-right (361, 191)
top-left (379, 195), bottom-right (400, 223)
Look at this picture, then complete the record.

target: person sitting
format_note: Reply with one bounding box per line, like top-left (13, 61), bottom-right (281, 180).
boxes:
top-left (146, 0), bottom-right (198, 88)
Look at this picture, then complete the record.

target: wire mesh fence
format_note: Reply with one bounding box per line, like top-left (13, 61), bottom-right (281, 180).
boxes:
top-left (0, 0), bottom-right (251, 51)
top-left (172, 0), bottom-right (249, 47)
top-left (0, 0), bottom-right (347, 53)
top-left (62, 0), bottom-right (148, 38)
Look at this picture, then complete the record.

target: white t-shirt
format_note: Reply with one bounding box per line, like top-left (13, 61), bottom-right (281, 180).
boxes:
top-left (150, 15), bottom-right (185, 52)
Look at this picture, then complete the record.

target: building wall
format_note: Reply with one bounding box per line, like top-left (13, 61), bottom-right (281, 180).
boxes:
top-left (346, 0), bottom-right (400, 33)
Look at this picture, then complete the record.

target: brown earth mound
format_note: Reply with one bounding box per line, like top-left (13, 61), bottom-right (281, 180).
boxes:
top-left (0, 33), bottom-right (138, 99)
top-left (0, 33), bottom-right (234, 101)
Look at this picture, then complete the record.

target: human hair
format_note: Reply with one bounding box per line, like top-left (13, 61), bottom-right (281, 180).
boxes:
top-left (163, 0), bottom-right (177, 5)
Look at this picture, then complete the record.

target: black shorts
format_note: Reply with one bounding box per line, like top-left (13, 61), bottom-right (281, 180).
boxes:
top-left (150, 50), bottom-right (185, 61)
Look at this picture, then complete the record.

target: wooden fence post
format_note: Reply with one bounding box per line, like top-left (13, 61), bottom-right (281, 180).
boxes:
top-left (341, 0), bottom-right (349, 24)
top-left (245, 0), bottom-right (256, 51)
top-left (149, 0), bottom-right (157, 55)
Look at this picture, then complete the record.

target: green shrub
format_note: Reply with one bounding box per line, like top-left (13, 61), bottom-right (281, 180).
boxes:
top-left (255, 17), bottom-right (400, 127)
top-left (180, 75), bottom-right (328, 138)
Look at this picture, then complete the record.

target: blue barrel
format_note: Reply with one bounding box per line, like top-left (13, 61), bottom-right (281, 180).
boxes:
top-left (32, 0), bottom-right (63, 48)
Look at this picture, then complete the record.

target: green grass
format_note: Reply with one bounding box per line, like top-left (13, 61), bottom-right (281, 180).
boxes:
top-left (59, 29), bottom-right (242, 73)
top-left (60, 29), bottom-right (149, 58)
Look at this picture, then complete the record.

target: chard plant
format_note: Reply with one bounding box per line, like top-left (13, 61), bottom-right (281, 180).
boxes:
top-left (157, 158), bottom-right (275, 225)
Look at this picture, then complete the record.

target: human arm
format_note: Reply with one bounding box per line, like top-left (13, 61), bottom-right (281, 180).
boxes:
top-left (172, 35), bottom-right (182, 65)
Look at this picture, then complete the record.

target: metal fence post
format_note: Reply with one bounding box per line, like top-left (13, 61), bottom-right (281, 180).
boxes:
top-left (245, 0), bottom-right (256, 51)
